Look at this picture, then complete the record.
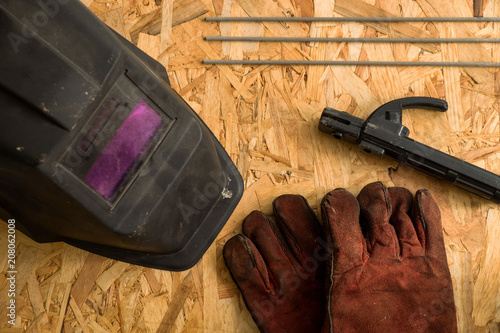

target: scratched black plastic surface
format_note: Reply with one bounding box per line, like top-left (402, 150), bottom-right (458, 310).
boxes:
top-left (319, 97), bottom-right (500, 203)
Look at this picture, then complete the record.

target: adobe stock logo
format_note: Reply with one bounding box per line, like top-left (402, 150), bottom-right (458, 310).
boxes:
top-left (7, 0), bottom-right (71, 53)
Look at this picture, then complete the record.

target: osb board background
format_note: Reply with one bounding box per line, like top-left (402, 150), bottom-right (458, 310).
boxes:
top-left (2, 0), bottom-right (500, 331)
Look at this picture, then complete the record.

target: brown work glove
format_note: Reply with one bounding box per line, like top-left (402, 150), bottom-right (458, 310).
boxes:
top-left (223, 195), bottom-right (326, 333)
top-left (321, 182), bottom-right (457, 333)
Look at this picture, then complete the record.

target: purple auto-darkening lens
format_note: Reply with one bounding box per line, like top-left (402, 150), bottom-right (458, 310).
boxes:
top-left (84, 100), bottom-right (163, 200)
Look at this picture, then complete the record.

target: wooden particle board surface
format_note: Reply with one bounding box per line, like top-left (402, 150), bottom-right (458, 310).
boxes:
top-left (1, 0), bottom-right (500, 332)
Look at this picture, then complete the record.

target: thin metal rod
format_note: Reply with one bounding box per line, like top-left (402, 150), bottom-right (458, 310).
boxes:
top-left (205, 16), bottom-right (500, 22)
top-left (205, 36), bottom-right (500, 43)
top-left (203, 59), bottom-right (500, 67)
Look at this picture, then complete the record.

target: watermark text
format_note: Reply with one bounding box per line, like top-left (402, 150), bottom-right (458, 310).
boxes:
top-left (6, 219), bottom-right (16, 326)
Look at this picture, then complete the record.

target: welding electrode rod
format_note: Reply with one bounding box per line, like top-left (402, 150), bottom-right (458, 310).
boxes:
top-left (202, 59), bottom-right (500, 67)
top-left (205, 36), bottom-right (500, 43)
top-left (206, 16), bottom-right (500, 22)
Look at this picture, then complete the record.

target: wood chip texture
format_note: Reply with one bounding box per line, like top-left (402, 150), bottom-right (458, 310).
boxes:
top-left (1, 0), bottom-right (500, 332)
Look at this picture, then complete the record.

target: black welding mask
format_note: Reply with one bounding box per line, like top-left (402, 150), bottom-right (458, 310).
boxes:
top-left (0, 0), bottom-right (243, 270)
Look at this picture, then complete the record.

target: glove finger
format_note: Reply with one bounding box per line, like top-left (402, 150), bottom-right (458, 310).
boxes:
top-left (357, 182), bottom-right (400, 259)
top-left (387, 187), bottom-right (425, 258)
top-left (321, 188), bottom-right (366, 273)
top-left (242, 211), bottom-right (296, 285)
top-left (273, 195), bottom-right (325, 273)
top-left (413, 189), bottom-right (447, 259)
top-left (223, 234), bottom-right (273, 297)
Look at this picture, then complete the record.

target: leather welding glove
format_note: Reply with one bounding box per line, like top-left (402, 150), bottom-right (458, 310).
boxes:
top-left (321, 182), bottom-right (457, 333)
top-left (224, 195), bottom-right (326, 333)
